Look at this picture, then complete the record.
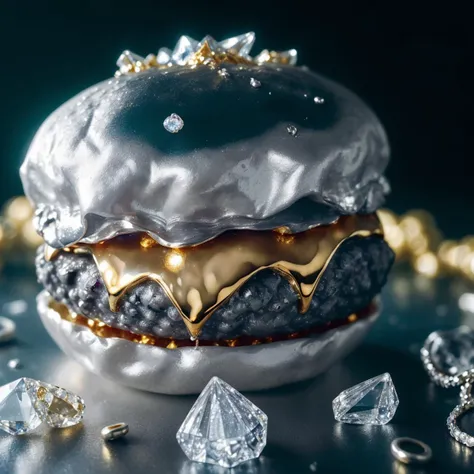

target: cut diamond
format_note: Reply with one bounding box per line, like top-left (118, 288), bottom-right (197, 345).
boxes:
top-left (430, 326), bottom-right (474, 375)
top-left (332, 373), bottom-right (399, 425)
top-left (219, 32), bottom-right (256, 57)
top-left (0, 378), bottom-right (42, 435)
top-left (29, 380), bottom-right (85, 428)
top-left (163, 114), bottom-right (184, 133)
top-left (172, 36), bottom-right (198, 65)
top-left (176, 377), bottom-right (268, 468)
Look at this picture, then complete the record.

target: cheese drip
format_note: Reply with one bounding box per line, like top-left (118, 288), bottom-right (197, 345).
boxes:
top-left (45, 214), bottom-right (383, 337)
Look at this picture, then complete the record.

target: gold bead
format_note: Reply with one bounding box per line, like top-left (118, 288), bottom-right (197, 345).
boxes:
top-left (413, 252), bottom-right (440, 278)
top-left (3, 196), bottom-right (33, 228)
top-left (20, 219), bottom-right (43, 248)
top-left (377, 209), bottom-right (405, 257)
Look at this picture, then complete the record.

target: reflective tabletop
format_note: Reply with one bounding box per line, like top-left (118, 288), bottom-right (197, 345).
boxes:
top-left (1, 266), bottom-right (474, 474)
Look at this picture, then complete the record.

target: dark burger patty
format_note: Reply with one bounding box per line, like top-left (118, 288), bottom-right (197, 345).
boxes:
top-left (36, 235), bottom-right (394, 340)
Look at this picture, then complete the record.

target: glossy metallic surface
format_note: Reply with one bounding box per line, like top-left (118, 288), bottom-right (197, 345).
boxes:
top-left (101, 423), bottom-right (129, 441)
top-left (20, 65), bottom-right (389, 248)
top-left (1, 267), bottom-right (471, 473)
top-left (390, 437), bottom-right (432, 464)
top-left (44, 215), bottom-right (382, 337)
top-left (37, 290), bottom-right (379, 394)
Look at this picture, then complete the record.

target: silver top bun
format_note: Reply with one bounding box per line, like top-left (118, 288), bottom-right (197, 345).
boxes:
top-left (20, 39), bottom-right (389, 248)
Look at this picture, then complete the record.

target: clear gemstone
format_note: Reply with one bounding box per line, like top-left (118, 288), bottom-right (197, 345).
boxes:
top-left (279, 49), bottom-right (298, 65)
top-left (0, 378), bottom-right (42, 435)
top-left (176, 377), bottom-right (268, 468)
top-left (198, 35), bottom-right (219, 52)
top-left (332, 373), bottom-right (399, 425)
top-left (172, 36), bottom-right (198, 65)
top-left (0, 316), bottom-right (16, 343)
top-left (429, 326), bottom-right (474, 375)
top-left (163, 114), bottom-right (184, 134)
top-left (29, 380), bottom-right (85, 428)
top-left (314, 96), bottom-right (325, 104)
top-left (218, 68), bottom-right (230, 78)
top-left (287, 125), bottom-right (298, 137)
top-left (219, 32), bottom-right (256, 57)
top-left (7, 358), bottom-right (22, 369)
top-left (116, 50), bottom-right (145, 73)
top-left (157, 47), bottom-right (172, 65)
top-left (250, 78), bottom-right (261, 88)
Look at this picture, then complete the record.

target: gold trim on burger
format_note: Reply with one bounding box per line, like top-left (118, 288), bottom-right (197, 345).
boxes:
top-left (45, 214), bottom-right (383, 338)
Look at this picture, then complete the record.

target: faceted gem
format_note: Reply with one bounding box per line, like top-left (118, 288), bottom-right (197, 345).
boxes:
top-left (332, 373), bottom-right (399, 425)
top-left (219, 32), bottom-right (256, 57)
top-left (0, 378), bottom-right (42, 435)
top-left (314, 96), bottom-right (325, 104)
top-left (157, 47), bottom-right (172, 65)
top-left (163, 114), bottom-right (184, 134)
top-left (29, 380), bottom-right (85, 428)
top-left (250, 78), bottom-right (261, 88)
top-left (430, 326), bottom-right (474, 375)
top-left (116, 50), bottom-right (145, 74)
top-left (176, 377), bottom-right (268, 468)
top-left (287, 125), bottom-right (298, 137)
top-left (278, 49), bottom-right (298, 66)
top-left (172, 36), bottom-right (198, 65)
top-left (197, 35), bottom-right (219, 52)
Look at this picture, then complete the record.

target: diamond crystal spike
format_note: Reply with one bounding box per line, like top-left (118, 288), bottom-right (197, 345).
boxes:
top-left (279, 49), bottom-right (298, 66)
top-left (0, 378), bottom-right (42, 435)
top-left (219, 32), bottom-right (256, 57)
top-left (176, 377), bottom-right (268, 468)
top-left (332, 373), bottom-right (399, 425)
top-left (116, 50), bottom-right (145, 73)
top-left (198, 35), bottom-right (219, 52)
top-left (172, 36), bottom-right (198, 65)
top-left (157, 47), bottom-right (172, 65)
top-left (29, 380), bottom-right (85, 428)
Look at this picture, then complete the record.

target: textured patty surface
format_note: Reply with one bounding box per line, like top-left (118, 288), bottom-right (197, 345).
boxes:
top-left (36, 235), bottom-right (394, 340)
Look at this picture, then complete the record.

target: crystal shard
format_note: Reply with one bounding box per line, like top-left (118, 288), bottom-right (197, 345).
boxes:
top-left (176, 377), bottom-right (268, 468)
top-left (0, 378), bottom-right (42, 435)
top-left (219, 32), bottom-right (256, 57)
top-left (172, 36), bottom-right (198, 65)
top-left (332, 373), bottom-right (399, 425)
top-left (29, 380), bottom-right (85, 428)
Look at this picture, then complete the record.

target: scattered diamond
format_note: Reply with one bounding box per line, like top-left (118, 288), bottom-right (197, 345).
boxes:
top-left (29, 380), bottom-right (85, 428)
top-left (172, 36), bottom-right (198, 65)
top-left (459, 293), bottom-right (474, 313)
top-left (429, 326), bottom-right (474, 375)
top-left (218, 68), bottom-right (230, 78)
top-left (163, 114), bottom-right (184, 134)
top-left (219, 32), bottom-right (256, 57)
top-left (287, 125), bottom-right (298, 137)
top-left (250, 78), bottom-right (261, 88)
top-left (101, 422), bottom-right (129, 441)
top-left (0, 316), bottom-right (16, 343)
top-left (309, 461), bottom-right (318, 471)
top-left (3, 300), bottom-right (28, 315)
top-left (332, 373), bottom-right (399, 425)
top-left (0, 378), bottom-right (42, 435)
top-left (7, 358), bottom-right (22, 370)
top-left (314, 97), bottom-right (325, 104)
top-left (157, 47), bottom-right (172, 65)
top-left (176, 376), bottom-right (268, 468)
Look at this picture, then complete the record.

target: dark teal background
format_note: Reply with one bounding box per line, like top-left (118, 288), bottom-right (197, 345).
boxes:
top-left (0, 1), bottom-right (470, 234)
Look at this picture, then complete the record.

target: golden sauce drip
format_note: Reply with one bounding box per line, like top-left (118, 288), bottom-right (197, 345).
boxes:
top-left (45, 214), bottom-right (383, 337)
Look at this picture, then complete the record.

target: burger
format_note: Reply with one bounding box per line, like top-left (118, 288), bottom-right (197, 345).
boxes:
top-left (20, 33), bottom-right (394, 394)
